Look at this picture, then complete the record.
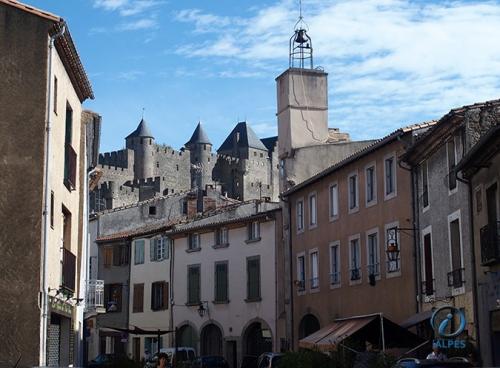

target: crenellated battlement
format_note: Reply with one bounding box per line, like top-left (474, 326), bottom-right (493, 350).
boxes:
top-left (98, 148), bottom-right (134, 169)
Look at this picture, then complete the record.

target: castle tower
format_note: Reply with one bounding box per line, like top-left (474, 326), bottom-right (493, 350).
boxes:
top-left (185, 122), bottom-right (213, 189)
top-left (125, 118), bottom-right (155, 179)
top-left (276, 17), bottom-right (328, 159)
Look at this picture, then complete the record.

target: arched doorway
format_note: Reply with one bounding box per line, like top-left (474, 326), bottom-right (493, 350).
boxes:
top-left (298, 314), bottom-right (320, 339)
top-left (178, 324), bottom-right (197, 352)
top-left (200, 323), bottom-right (223, 356)
top-left (242, 321), bottom-right (272, 356)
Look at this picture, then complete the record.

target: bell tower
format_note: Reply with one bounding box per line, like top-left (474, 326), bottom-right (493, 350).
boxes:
top-left (276, 4), bottom-right (328, 159)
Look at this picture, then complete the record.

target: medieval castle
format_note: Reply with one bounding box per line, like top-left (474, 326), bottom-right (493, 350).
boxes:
top-left (91, 120), bottom-right (282, 212)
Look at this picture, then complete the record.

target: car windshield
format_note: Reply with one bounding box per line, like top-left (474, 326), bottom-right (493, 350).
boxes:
top-left (93, 354), bottom-right (109, 363)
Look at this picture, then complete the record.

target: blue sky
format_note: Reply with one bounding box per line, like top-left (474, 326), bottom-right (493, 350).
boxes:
top-left (27, 0), bottom-right (500, 153)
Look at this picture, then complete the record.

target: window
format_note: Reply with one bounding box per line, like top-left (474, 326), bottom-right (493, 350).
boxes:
top-left (151, 237), bottom-right (170, 261)
top-left (151, 281), bottom-right (168, 311)
top-left (247, 221), bottom-right (260, 241)
top-left (422, 230), bottom-right (434, 296)
top-left (447, 138), bottom-right (457, 191)
top-left (187, 265), bottom-right (201, 304)
top-left (64, 103), bottom-right (77, 190)
top-left (329, 184), bottom-right (339, 219)
top-left (310, 251), bottom-right (319, 289)
top-left (386, 226), bottom-right (400, 273)
top-left (104, 283), bottom-right (122, 312)
top-left (133, 283), bottom-right (144, 313)
top-left (145, 337), bottom-right (163, 355)
top-left (296, 200), bottom-right (304, 231)
top-left (214, 228), bottom-right (228, 246)
top-left (188, 233), bottom-right (200, 250)
top-left (214, 262), bottom-right (228, 303)
top-left (149, 206), bottom-right (156, 215)
top-left (309, 193), bottom-right (317, 227)
top-left (134, 240), bottom-right (145, 265)
top-left (297, 255), bottom-right (305, 291)
top-left (62, 206), bottom-right (72, 250)
top-left (50, 191), bottom-right (54, 228)
top-left (367, 231), bottom-right (379, 277)
top-left (448, 213), bottom-right (463, 289)
top-left (422, 161), bottom-right (429, 209)
top-left (384, 155), bottom-right (396, 198)
top-left (113, 244), bottom-right (129, 266)
top-left (53, 76), bottom-right (58, 114)
top-left (246, 256), bottom-right (261, 301)
top-left (365, 165), bottom-right (376, 204)
top-left (349, 237), bottom-right (361, 281)
top-left (103, 247), bottom-right (113, 268)
top-left (348, 173), bottom-right (358, 211)
top-left (329, 242), bottom-right (340, 285)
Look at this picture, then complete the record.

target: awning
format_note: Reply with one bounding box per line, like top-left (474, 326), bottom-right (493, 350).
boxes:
top-left (400, 310), bottom-right (433, 329)
top-left (103, 326), bottom-right (174, 335)
top-left (298, 314), bottom-right (423, 352)
top-left (299, 316), bottom-right (376, 351)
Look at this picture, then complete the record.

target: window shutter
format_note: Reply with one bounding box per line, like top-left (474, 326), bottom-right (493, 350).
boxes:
top-left (113, 246), bottom-right (120, 266)
top-left (104, 284), bottom-right (110, 305)
top-left (247, 258), bottom-right (260, 300)
top-left (133, 284), bottom-right (144, 313)
top-left (150, 239), bottom-right (156, 261)
top-left (162, 282), bottom-right (169, 309)
top-left (116, 284), bottom-right (122, 312)
top-left (165, 238), bottom-right (170, 259)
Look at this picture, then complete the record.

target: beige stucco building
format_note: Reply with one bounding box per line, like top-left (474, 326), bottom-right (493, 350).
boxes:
top-left (0, 1), bottom-right (94, 366)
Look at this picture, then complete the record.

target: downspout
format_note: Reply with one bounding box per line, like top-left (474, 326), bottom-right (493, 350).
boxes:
top-left (40, 22), bottom-right (66, 367)
top-left (170, 232), bottom-right (175, 348)
top-left (398, 158), bottom-right (420, 315)
top-left (456, 173), bottom-right (481, 359)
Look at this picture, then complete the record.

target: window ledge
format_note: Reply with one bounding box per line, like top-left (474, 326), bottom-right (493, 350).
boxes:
top-left (245, 297), bottom-right (262, 303)
top-left (308, 224), bottom-right (318, 230)
top-left (309, 287), bottom-right (320, 293)
top-left (386, 270), bottom-right (402, 279)
top-left (329, 283), bottom-right (341, 290)
top-left (245, 238), bottom-right (261, 244)
top-left (451, 286), bottom-right (465, 296)
top-left (348, 207), bottom-right (359, 215)
top-left (212, 243), bottom-right (229, 249)
top-left (152, 307), bottom-right (168, 312)
top-left (185, 302), bottom-right (201, 307)
top-left (329, 216), bottom-right (339, 223)
top-left (212, 300), bottom-right (230, 304)
top-left (365, 200), bottom-right (377, 208)
top-left (186, 248), bottom-right (201, 253)
top-left (384, 193), bottom-right (397, 201)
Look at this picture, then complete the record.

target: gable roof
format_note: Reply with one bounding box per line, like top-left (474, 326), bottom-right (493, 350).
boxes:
top-left (0, 0), bottom-right (94, 101)
top-left (282, 121), bottom-right (436, 197)
top-left (185, 122), bottom-right (212, 147)
top-left (126, 118), bottom-right (154, 139)
top-left (218, 122), bottom-right (267, 153)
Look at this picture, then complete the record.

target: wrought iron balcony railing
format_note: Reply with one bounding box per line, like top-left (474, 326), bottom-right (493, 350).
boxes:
top-left (85, 279), bottom-right (105, 312)
top-left (421, 279), bottom-right (435, 296)
top-left (367, 262), bottom-right (380, 276)
top-left (330, 272), bottom-right (340, 285)
top-left (447, 268), bottom-right (465, 289)
top-left (480, 222), bottom-right (500, 265)
top-left (350, 267), bottom-right (361, 281)
top-left (310, 277), bottom-right (319, 289)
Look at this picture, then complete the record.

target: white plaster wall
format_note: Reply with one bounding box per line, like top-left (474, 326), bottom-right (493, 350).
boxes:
top-left (46, 48), bottom-right (83, 297)
top-left (172, 220), bottom-right (277, 352)
top-left (128, 237), bottom-right (172, 355)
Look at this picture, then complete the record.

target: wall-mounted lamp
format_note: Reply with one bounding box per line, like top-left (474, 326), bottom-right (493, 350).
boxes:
top-left (197, 301), bottom-right (209, 318)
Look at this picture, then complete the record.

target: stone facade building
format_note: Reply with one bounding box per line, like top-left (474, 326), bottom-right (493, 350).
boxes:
top-left (401, 100), bottom-right (500, 354)
top-left (457, 123), bottom-right (500, 366)
top-left (0, 1), bottom-right (95, 366)
top-left (91, 120), bottom-right (282, 212)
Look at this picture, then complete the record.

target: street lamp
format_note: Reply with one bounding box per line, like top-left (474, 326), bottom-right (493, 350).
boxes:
top-left (197, 301), bottom-right (208, 317)
top-left (386, 228), bottom-right (399, 262)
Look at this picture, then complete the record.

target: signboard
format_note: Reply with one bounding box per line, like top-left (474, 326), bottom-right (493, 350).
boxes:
top-left (430, 306), bottom-right (467, 349)
top-left (49, 296), bottom-right (73, 318)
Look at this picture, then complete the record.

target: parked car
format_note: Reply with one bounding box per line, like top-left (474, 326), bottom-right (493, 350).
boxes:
top-left (193, 355), bottom-right (229, 368)
top-left (240, 355), bottom-right (258, 368)
top-left (88, 353), bottom-right (136, 367)
top-left (393, 357), bottom-right (473, 368)
top-left (256, 353), bottom-right (283, 368)
top-left (159, 346), bottom-right (197, 366)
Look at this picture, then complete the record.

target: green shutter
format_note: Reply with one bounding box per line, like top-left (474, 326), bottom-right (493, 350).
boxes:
top-left (247, 258), bottom-right (260, 300)
top-left (150, 239), bottom-right (155, 261)
top-left (188, 266), bottom-right (200, 304)
top-left (215, 263), bottom-right (228, 302)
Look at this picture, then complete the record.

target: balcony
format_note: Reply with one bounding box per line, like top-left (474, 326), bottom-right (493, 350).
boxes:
top-left (310, 277), bottom-right (319, 289)
top-left (480, 222), bottom-right (500, 265)
top-left (447, 268), bottom-right (465, 289)
top-left (367, 263), bottom-right (380, 277)
top-left (296, 279), bottom-right (305, 291)
top-left (421, 279), bottom-right (435, 296)
top-left (330, 272), bottom-right (340, 285)
top-left (85, 279), bottom-right (105, 312)
top-left (64, 143), bottom-right (77, 191)
top-left (61, 248), bottom-right (76, 292)
top-left (350, 267), bottom-right (361, 281)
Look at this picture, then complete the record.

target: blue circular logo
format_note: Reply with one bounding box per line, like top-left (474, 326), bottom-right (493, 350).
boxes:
top-left (430, 306), bottom-right (466, 338)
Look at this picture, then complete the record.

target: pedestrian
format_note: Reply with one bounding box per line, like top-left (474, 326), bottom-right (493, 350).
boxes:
top-left (157, 352), bottom-right (170, 368)
top-left (427, 343), bottom-right (447, 360)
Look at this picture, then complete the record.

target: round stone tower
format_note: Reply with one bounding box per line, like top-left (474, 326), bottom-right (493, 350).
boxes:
top-left (125, 118), bottom-right (155, 180)
top-left (185, 122), bottom-right (212, 189)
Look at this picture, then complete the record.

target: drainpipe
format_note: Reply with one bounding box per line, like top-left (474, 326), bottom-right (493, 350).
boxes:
top-left (40, 22), bottom-right (66, 367)
top-left (456, 173), bottom-right (481, 359)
